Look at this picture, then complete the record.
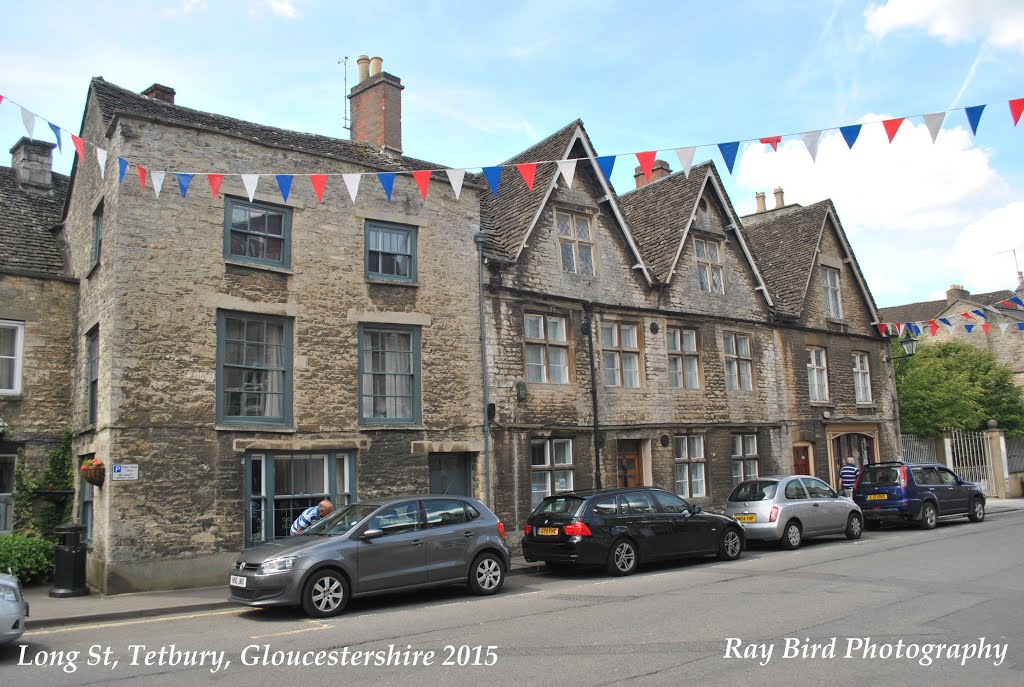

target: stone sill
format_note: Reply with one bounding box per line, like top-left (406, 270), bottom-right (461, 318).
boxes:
top-left (365, 277), bottom-right (419, 287)
top-left (224, 259), bottom-right (294, 275)
top-left (215, 424), bottom-right (296, 433)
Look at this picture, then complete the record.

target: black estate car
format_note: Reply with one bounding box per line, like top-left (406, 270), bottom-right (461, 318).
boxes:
top-left (852, 461), bottom-right (986, 529)
top-left (521, 487), bottom-right (744, 575)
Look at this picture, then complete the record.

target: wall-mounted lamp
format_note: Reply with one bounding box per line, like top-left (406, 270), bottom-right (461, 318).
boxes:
top-left (821, 411), bottom-right (831, 420)
top-left (893, 329), bottom-right (919, 359)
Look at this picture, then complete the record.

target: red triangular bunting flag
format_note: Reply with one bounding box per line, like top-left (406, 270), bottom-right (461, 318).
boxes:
top-left (412, 170), bottom-right (431, 200)
top-left (635, 151), bottom-right (656, 180)
top-left (759, 136), bottom-right (782, 151)
top-left (929, 321), bottom-right (939, 336)
top-left (310, 174), bottom-right (328, 203)
top-left (71, 134), bottom-right (85, 165)
top-left (207, 174), bottom-right (224, 198)
top-left (137, 165), bottom-right (147, 190)
top-left (516, 163), bottom-right (537, 192)
top-left (1010, 98), bottom-right (1024, 126)
top-left (883, 117), bottom-right (904, 143)
top-left (983, 323), bottom-right (992, 335)
top-left (0, 96), bottom-right (4, 105)
top-left (877, 323), bottom-right (888, 336)
top-left (962, 311), bottom-right (975, 320)
top-left (1000, 299), bottom-right (1016, 308)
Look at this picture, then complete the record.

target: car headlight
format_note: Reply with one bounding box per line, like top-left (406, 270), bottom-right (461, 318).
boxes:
top-left (257, 557), bottom-right (297, 575)
top-left (0, 585), bottom-right (19, 602)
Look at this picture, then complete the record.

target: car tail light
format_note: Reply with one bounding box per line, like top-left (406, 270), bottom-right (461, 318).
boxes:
top-left (769, 506), bottom-right (779, 523)
top-left (497, 522), bottom-right (506, 540)
top-left (853, 471), bottom-right (863, 492)
top-left (524, 523), bottom-right (532, 536)
top-left (562, 521), bottom-right (592, 537)
top-left (899, 465), bottom-right (908, 489)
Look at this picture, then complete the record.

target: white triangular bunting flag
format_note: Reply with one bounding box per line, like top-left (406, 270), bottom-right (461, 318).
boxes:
top-left (21, 107), bottom-right (34, 137)
top-left (1000, 323), bottom-right (1010, 335)
top-left (241, 174), bottom-right (260, 202)
top-left (922, 112), bottom-right (945, 143)
top-left (342, 173), bottom-right (361, 203)
top-left (446, 169), bottom-right (465, 200)
top-left (945, 325), bottom-right (955, 335)
top-left (801, 131), bottom-right (822, 162)
top-left (675, 147), bottom-right (695, 177)
top-left (96, 148), bottom-right (108, 179)
top-left (151, 171), bottom-right (166, 198)
top-left (556, 159), bottom-right (577, 188)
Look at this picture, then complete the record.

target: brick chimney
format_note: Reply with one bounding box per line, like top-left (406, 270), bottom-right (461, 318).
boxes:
top-left (10, 138), bottom-right (55, 191)
top-left (348, 55), bottom-right (404, 154)
top-left (946, 284), bottom-right (970, 304)
top-left (755, 191), bottom-right (766, 212)
top-left (633, 160), bottom-right (671, 188)
top-left (773, 187), bottom-right (785, 209)
top-left (142, 83), bottom-right (175, 104)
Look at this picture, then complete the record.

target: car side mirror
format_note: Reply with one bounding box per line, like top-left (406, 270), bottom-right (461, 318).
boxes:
top-left (691, 504), bottom-right (702, 514)
top-left (360, 528), bottom-right (384, 541)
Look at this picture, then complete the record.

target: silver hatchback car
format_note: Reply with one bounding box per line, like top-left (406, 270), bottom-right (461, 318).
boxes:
top-left (229, 495), bottom-right (510, 617)
top-left (724, 475), bottom-right (863, 550)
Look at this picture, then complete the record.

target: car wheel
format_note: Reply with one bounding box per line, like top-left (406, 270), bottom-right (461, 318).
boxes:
top-left (968, 498), bottom-right (985, 523)
top-left (779, 520), bottom-right (802, 550)
top-left (301, 569), bottom-right (349, 618)
top-left (717, 527), bottom-right (743, 561)
top-left (865, 519), bottom-right (882, 531)
top-left (468, 552), bottom-right (505, 595)
top-left (845, 513), bottom-right (863, 540)
top-left (919, 502), bottom-right (937, 530)
top-left (606, 538), bottom-right (638, 576)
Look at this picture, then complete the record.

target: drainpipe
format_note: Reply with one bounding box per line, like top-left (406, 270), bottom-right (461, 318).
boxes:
top-left (474, 233), bottom-right (493, 508)
top-left (584, 303), bottom-right (602, 489)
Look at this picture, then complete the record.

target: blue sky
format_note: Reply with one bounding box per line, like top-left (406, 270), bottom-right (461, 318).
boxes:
top-left (1, 0), bottom-right (1022, 308)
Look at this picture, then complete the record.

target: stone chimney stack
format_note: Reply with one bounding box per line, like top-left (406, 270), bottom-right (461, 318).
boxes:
top-left (348, 54), bottom-right (404, 154)
top-left (755, 192), bottom-right (766, 212)
top-left (10, 138), bottom-right (55, 191)
top-left (773, 187), bottom-right (785, 209)
top-left (1016, 272), bottom-right (1024, 299)
top-left (142, 83), bottom-right (176, 104)
top-left (946, 284), bottom-right (970, 304)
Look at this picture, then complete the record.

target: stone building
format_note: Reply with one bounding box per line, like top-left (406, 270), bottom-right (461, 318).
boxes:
top-left (4, 58), bottom-right (898, 590)
top-left (0, 138), bottom-right (75, 532)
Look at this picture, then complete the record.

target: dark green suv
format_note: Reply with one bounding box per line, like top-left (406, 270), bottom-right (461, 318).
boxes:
top-left (852, 461), bottom-right (986, 530)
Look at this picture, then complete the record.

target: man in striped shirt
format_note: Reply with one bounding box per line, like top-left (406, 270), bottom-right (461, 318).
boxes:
top-left (840, 457), bottom-right (859, 497)
top-left (290, 499), bottom-right (334, 535)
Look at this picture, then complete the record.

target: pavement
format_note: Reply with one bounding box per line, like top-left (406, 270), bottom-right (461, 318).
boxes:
top-left (21, 497), bottom-right (1024, 630)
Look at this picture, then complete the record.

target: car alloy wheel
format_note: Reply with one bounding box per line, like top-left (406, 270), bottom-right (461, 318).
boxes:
top-left (845, 513), bottom-right (863, 540)
top-left (919, 502), bottom-right (937, 530)
top-left (607, 539), bottom-right (638, 576)
top-left (302, 569), bottom-right (349, 618)
top-left (468, 553), bottom-right (505, 595)
top-left (718, 528), bottom-right (742, 561)
top-left (968, 498), bottom-right (985, 523)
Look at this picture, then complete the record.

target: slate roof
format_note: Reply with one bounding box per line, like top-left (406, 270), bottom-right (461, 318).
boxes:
top-left (0, 166), bottom-right (69, 278)
top-left (878, 290), bottom-right (1018, 324)
top-left (618, 162), bottom-right (711, 283)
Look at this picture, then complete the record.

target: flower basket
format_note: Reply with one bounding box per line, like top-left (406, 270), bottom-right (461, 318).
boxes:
top-left (81, 465), bottom-right (105, 487)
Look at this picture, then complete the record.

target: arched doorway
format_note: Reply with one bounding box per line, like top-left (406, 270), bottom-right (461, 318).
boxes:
top-left (831, 433), bottom-right (875, 489)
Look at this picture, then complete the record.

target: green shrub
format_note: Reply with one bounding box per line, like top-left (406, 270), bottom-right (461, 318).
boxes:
top-left (0, 533), bottom-right (55, 583)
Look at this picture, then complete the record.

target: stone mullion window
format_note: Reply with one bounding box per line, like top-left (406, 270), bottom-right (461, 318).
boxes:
top-left (600, 322), bottom-right (640, 388)
top-left (673, 435), bottom-right (706, 498)
top-left (555, 210), bottom-right (595, 276)
top-left (723, 333), bottom-right (753, 391)
top-left (807, 347), bottom-right (830, 402)
top-left (852, 352), bottom-right (872, 404)
top-left (524, 314), bottom-right (569, 384)
top-left (530, 438), bottom-right (574, 508)
top-left (731, 433), bottom-right (759, 486)
top-left (694, 238), bottom-right (724, 294)
top-left (667, 327), bottom-right (700, 389)
top-left (822, 267), bottom-right (843, 319)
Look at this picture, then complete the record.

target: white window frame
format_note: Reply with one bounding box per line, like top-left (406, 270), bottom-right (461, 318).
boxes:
top-left (724, 332), bottom-right (753, 391)
top-left (822, 267), bottom-right (843, 319)
top-left (0, 453), bottom-right (15, 533)
top-left (694, 238), bottom-right (725, 294)
top-left (530, 438), bottom-right (574, 507)
top-left (807, 346), bottom-right (830, 403)
top-left (853, 351), bottom-right (873, 404)
top-left (524, 314), bottom-right (569, 385)
top-left (601, 322), bottom-right (641, 388)
top-left (673, 435), bottom-right (706, 498)
top-left (667, 327), bottom-right (700, 389)
top-left (0, 320), bottom-right (25, 396)
top-left (555, 210), bottom-right (596, 276)
top-left (731, 433), bottom-right (759, 486)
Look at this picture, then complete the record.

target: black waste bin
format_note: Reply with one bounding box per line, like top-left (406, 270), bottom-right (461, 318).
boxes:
top-left (49, 523), bottom-right (89, 598)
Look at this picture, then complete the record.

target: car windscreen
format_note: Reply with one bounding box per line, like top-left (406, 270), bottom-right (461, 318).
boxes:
top-left (530, 495), bottom-right (584, 517)
top-left (858, 466), bottom-right (900, 486)
top-left (728, 481), bottom-right (778, 502)
top-left (304, 504), bottom-right (380, 536)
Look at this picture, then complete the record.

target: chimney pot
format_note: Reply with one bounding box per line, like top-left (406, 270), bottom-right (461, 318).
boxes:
top-left (369, 56), bottom-right (383, 76)
top-left (773, 187), bottom-right (785, 209)
top-left (633, 165), bottom-right (647, 189)
top-left (357, 55), bottom-right (370, 83)
top-left (9, 137), bottom-right (55, 190)
top-left (755, 192), bottom-right (766, 213)
top-left (142, 83), bottom-right (175, 104)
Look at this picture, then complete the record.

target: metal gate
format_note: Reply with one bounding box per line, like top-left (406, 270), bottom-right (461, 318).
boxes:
top-left (948, 429), bottom-right (995, 495)
top-left (901, 434), bottom-right (937, 464)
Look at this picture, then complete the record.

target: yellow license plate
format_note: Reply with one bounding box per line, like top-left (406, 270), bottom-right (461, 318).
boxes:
top-left (538, 527), bottom-right (559, 536)
top-left (867, 494), bottom-right (887, 501)
top-left (734, 514), bottom-right (756, 523)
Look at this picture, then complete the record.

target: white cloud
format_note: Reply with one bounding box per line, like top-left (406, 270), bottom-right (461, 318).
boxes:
top-left (865, 0), bottom-right (1024, 53)
top-left (735, 115), bottom-right (1016, 306)
top-left (950, 202), bottom-right (1024, 294)
top-left (162, 0), bottom-right (205, 19)
top-left (265, 0), bottom-right (297, 18)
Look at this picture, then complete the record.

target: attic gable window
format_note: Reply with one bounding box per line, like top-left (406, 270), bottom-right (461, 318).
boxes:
top-left (694, 238), bottom-right (724, 294)
top-left (224, 197), bottom-right (292, 268)
top-left (822, 267), bottom-right (843, 319)
top-left (555, 210), bottom-right (595, 276)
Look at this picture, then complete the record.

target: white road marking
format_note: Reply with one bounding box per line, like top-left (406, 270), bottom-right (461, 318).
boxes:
top-left (26, 608), bottom-right (248, 636)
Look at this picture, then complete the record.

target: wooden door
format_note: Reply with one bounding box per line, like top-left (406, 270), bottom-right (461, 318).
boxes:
top-left (792, 446), bottom-right (811, 475)
top-left (617, 452), bottom-right (640, 488)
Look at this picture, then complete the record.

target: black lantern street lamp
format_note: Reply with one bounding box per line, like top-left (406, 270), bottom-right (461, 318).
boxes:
top-left (895, 329), bottom-right (918, 358)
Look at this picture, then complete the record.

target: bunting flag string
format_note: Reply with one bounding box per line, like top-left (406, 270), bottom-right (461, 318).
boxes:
top-left (1, 91), bottom-right (1022, 206)
top-left (875, 296), bottom-right (1024, 339)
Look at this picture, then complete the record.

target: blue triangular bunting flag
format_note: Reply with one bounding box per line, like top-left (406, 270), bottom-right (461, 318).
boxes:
top-left (965, 324), bottom-right (975, 333)
top-left (971, 309), bottom-right (987, 319)
top-left (176, 173), bottom-right (194, 197)
top-left (718, 142), bottom-right (740, 174)
top-left (275, 174), bottom-right (293, 202)
top-left (377, 172), bottom-right (396, 202)
top-left (965, 105), bottom-right (985, 136)
top-left (939, 317), bottom-right (952, 327)
top-left (1018, 323), bottom-right (1024, 331)
top-left (911, 323), bottom-right (921, 336)
top-left (596, 156), bottom-right (616, 184)
top-left (1011, 296), bottom-right (1024, 308)
top-left (48, 122), bottom-right (62, 151)
top-left (840, 124), bottom-right (861, 149)
top-left (118, 158), bottom-right (129, 185)
top-left (482, 166), bottom-right (502, 197)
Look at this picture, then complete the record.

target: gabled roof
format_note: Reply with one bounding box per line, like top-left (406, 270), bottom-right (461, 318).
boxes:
top-left (480, 120), bottom-right (653, 284)
top-left (879, 290), bottom-right (1019, 324)
top-left (0, 166), bottom-right (69, 278)
top-left (742, 199), bottom-right (880, 324)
